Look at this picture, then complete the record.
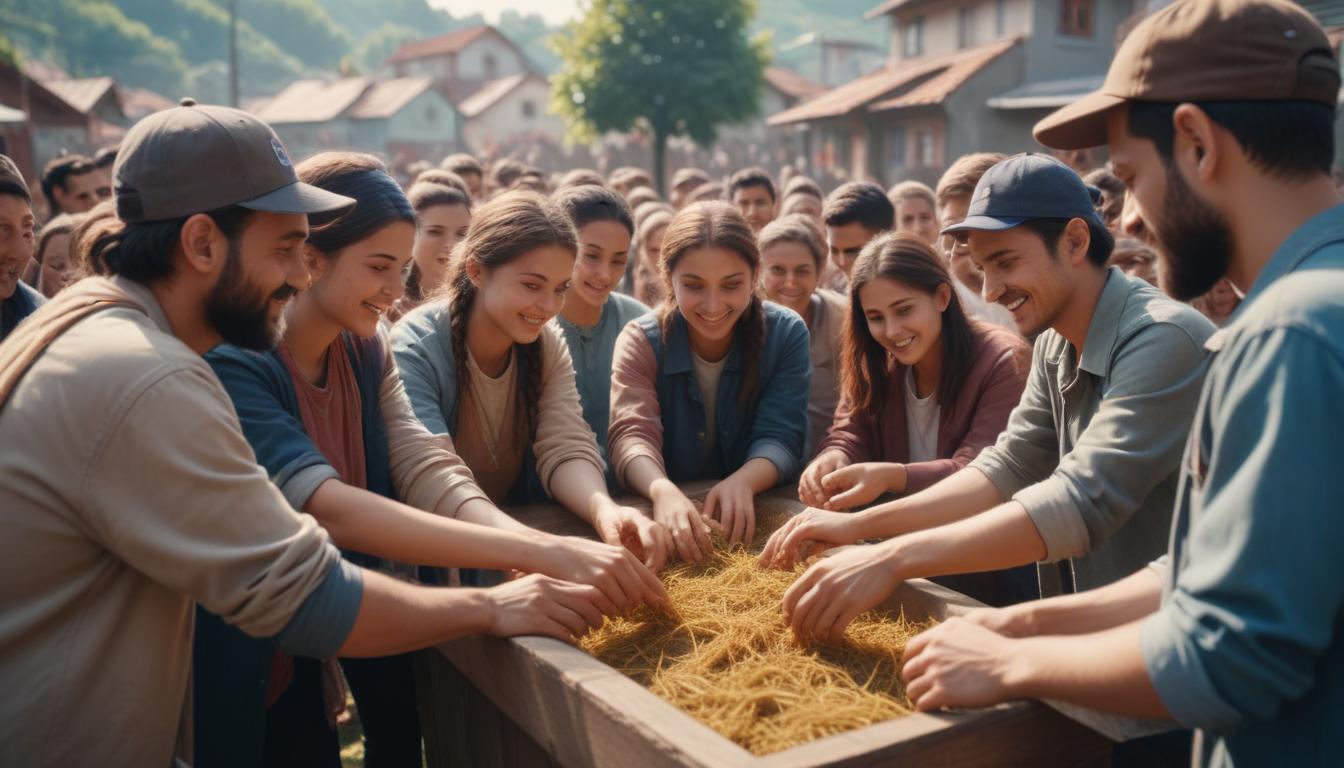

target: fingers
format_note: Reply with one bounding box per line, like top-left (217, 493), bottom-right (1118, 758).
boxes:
top-left (701, 489), bottom-right (720, 525)
top-left (789, 581), bottom-right (827, 642)
top-left (798, 465), bottom-right (823, 506)
top-left (823, 483), bottom-right (870, 511)
top-left (773, 520), bottom-right (817, 570)
top-left (639, 520), bottom-right (669, 574)
top-left (596, 570), bottom-right (632, 613)
top-left (743, 502), bottom-right (756, 550)
top-left (820, 465), bottom-right (856, 493)
top-left (726, 497), bottom-right (747, 548)
top-left (758, 516), bottom-right (800, 567)
top-left (781, 560), bottom-right (822, 620)
top-left (625, 548), bottom-right (669, 606)
top-left (690, 512), bottom-right (712, 560)
top-left (904, 670), bottom-right (936, 709)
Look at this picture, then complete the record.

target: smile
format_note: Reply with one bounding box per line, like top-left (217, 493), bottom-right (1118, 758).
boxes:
top-left (697, 311), bottom-right (731, 325)
top-left (892, 336), bottom-right (915, 349)
top-left (361, 301), bottom-right (387, 316)
top-left (521, 313), bottom-right (546, 326)
top-left (583, 280), bottom-right (610, 294)
top-left (1004, 295), bottom-right (1027, 311)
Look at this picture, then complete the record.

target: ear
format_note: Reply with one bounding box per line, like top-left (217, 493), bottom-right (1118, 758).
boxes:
top-left (1063, 218), bottom-right (1092, 267)
top-left (178, 213), bottom-right (224, 277)
top-left (1171, 103), bottom-right (1220, 185)
top-left (934, 281), bottom-right (952, 312)
top-left (302, 244), bottom-right (328, 285)
top-left (464, 257), bottom-right (483, 289)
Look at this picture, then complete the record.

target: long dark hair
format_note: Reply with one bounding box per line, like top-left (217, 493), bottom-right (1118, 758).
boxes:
top-left (658, 201), bottom-right (765, 406)
top-left (554, 184), bottom-right (634, 236)
top-left (441, 190), bottom-right (578, 440)
top-left (295, 152), bottom-right (415, 259)
top-left (403, 181), bottom-right (471, 301)
top-left (841, 231), bottom-right (975, 415)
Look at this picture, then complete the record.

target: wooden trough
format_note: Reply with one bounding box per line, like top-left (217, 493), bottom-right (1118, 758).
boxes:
top-left (417, 485), bottom-right (1113, 767)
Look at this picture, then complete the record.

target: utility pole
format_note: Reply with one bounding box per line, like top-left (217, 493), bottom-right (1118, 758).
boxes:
top-left (228, 0), bottom-right (240, 107)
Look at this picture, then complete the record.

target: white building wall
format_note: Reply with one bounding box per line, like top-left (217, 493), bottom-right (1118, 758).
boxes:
top-left (456, 36), bottom-right (528, 82)
top-left (888, 0), bottom-right (1032, 64)
top-left (462, 78), bottom-right (564, 151)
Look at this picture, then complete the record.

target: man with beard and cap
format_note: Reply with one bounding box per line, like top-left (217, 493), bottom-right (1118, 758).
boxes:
top-left (895, 2), bottom-right (1343, 766)
top-left (0, 153), bottom-right (42, 341)
top-left (763, 153), bottom-right (1214, 633)
top-left (0, 100), bottom-right (612, 768)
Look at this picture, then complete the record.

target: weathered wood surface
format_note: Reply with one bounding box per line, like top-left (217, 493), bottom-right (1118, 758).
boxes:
top-left (423, 485), bottom-right (1113, 768)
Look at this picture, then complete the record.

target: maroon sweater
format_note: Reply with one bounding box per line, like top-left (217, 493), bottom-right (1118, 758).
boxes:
top-left (818, 322), bottom-right (1030, 494)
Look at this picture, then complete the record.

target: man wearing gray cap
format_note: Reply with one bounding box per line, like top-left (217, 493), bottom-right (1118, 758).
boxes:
top-left (763, 154), bottom-right (1214, 638)
top-left (0, 101), bottom-right (611, 767)
top-left (0, 153), bottom-right (42, 342)
top-left (897, 2), bottom-right (1343, 766)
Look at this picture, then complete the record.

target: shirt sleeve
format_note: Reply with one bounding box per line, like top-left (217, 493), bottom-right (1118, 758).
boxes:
top-left (390, 319), bottom-right (453, 437)
top-left (1011, 323), bottom-right (1208, 563)
top-left (376, 336), bottom-right (491, 518)
top-left (207, 347), bottom-right (338, 510)
top-left (969, 334), bottom-right (1064, 498)
top-left (79, 365), bottom-right (356, 643)
top-left (608, 320), bottom-right (668, 486)
top-left (744, 312), bottom-right (811, 479)
top-left (533, 326), bottom-right (605, 493)
top-left (1141, 327), bottom-right (1344, 732)
top-left (904, 335), bottom-right (1029, 493)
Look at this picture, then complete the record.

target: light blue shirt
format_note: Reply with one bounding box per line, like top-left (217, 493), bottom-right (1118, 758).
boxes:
top-left (1141, 204), bottom-right (1344, 768)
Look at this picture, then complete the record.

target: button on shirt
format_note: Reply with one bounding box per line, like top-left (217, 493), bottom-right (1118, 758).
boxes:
top-left (970, 268), bottom-right (1215, 595)
top-left (1141, 205), bottom-right (1344, 768)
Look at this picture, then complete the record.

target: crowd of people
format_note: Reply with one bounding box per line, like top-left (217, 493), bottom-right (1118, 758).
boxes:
top-left (0, 1), bottom-right (1340, 767)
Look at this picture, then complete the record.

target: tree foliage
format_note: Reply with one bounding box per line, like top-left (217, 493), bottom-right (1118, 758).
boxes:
top-left (551, 0), bottom-right (769, 190)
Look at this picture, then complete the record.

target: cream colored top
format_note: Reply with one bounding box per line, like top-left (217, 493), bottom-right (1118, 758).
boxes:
top-left (904, 367), bottom-right (941, 464)
top-left (691, 348), bottom-right (728, 469)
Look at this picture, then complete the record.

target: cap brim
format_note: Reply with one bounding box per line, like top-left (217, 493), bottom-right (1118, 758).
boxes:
top-left (1033, 90), bottom-right (1128, 150)
top-left (240, 180), bottom-right (355, 217)
top-left (940, 215), bottom-right (1025, 235)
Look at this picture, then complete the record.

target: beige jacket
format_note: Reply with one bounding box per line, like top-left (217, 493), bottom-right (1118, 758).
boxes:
top-left (0, 277), bottom-right (347, 767)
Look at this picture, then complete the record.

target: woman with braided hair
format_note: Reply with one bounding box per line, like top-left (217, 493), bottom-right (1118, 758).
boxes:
top-left (608, 201), bottom-right (811, 563)
top-left (391, 190), bottom-right (672, 573)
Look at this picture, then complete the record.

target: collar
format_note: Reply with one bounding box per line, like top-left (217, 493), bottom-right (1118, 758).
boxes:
top-left (1227, 203), bottom-right (1344, 326)
top-left (107, 275), bottom-right (174, 334)
top-left (663, 310), bottom-right (742, 375)
top-left (1076, 266), bottom-right (1130, 378)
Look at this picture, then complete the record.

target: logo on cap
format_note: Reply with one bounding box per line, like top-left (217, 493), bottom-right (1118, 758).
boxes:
top-left (271, 138), bottom-right (292, 168)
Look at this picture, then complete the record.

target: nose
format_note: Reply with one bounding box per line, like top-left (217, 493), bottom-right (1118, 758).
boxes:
top-left (541, 288), bottom-right (563, 315)
top-left (284, 248), bottom-right (310, 293)
top-left (980, 269), bottom-right (1004, 304)
top-left (1120, 192), bottom-right (1148, 241)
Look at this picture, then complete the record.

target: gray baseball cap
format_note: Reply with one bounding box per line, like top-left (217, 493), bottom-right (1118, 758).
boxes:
top-left (941, 153), bottom-right (1104, 235)
top-left (0, 153), bottom-right (29, 203)
top-left (114, 98), bottom-right (353, 223)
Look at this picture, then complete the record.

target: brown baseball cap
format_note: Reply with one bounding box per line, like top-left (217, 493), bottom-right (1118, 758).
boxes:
top-left (114, 98), bottom-right (354, 223)
top-left (0, 154), bottom-right (29, 204)
top-left (1035, 0), bottom-right (1340, 149)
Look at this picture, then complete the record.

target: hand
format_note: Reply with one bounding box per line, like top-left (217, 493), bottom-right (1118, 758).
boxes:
top-left (703, 474), bottom-right (756, 548)
top-left (651, 481), bottom-right (713, 563)
top-left (781, 542), bottom-right (902, 644)
top-left (819, 462), bottom-right (906, 511)
top-left (956, 606), bottom-right (1034, 639)
top-left (799, 450), bottom-right (849, 507)
top-left (900, 617), bottom-right (1020, 711)
top-left (758, 507), bottom-right (865, 570)
top-left (594, 502), bottom-right (673, 573)
top-left (537, 534), bottom-right (668, 614)
top-left (484, 574), bottom-right (609, 643)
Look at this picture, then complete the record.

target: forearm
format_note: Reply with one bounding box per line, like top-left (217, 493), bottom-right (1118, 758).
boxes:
top-left (1007, 567), bottom-right (1162, 637)
top-left (455, 497), bottom-right (533, 533)
top-left (730, 457), bottom-right (780, 495)
top-left (1005, 619), bottom-right (1172, 719)
top-left (884, 501), bottom-right (1047, 579)
top-left (852, 467), bottom-right (1006, 540)
top-left (624, 455), bottom-right (675, 504)
top-left (548, 457), bottom-right (616, 527)
top-left (307, 479), bottom-right (542, 569)
top-left (337, 569), bottom-right (493, 657)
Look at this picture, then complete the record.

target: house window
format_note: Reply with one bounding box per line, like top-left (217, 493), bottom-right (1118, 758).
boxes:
top-left (886, 125), bottom-right (907, 171)
top-left (902, 16), bottom-right (925, 58)
top-left (521, 100), bottom-right (536, 119)
top-left (1059, 0), bottom-right (1094, 38)
top-left (425, 105), bottom-right (438, 124)
top-left (484, 53), bottom-right (499, 79)
top-left (995, 0), bottom-right (1008, 36)
top-left (917, 129), bottom-right (936, 167)
top-left (958, 8), bottom-right (976, 48)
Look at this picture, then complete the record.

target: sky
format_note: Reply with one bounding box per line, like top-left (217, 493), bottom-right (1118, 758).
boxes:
top-left (427, 0), bottom-right (582, 26)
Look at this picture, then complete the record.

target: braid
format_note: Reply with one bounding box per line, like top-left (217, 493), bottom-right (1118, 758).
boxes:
top-left (736, 294), bottom-right (766, 406)
top-left (447, 261), bottom-right (475, 414)
top-left (517, 337), bottom-right (544, 441)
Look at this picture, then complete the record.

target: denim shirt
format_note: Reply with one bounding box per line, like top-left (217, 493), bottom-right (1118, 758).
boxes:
top-left (1141, 204), bottom-right (1344, 768)
top-left (612, 302), bottom-right (812, 483)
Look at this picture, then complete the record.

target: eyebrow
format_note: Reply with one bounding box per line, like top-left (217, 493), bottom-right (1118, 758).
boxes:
top-left (888, 298), bottom-right (915, 309)
top-left (277, 230), bottom-right (308, 243)
top-left (369, 253), bottom-right (398, 261)
top-left (682, 271), bottom-right (747, 280)
top-left (519, 271), bottom-right (551, 282)
top-left (978, 249), bottom-right (1014, 266)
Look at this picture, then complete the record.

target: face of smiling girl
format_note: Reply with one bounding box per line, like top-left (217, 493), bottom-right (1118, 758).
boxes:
top-left (858, 275), bottom-right (949, 368)
top-left (671, 246), bottom-right (754, 360)
top-left (411, 203), bottom-right (470, 295)
top-left (759, 241), bottom-right (818, 320)
top-left (307, 221), bottom-right (416, 338)
top-left (569, 220), bottom-right (632, 310)
top-left (472, 244), bottom-right (575, 345)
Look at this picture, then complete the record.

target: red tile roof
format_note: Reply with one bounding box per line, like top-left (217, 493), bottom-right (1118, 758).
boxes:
top-left (767, 67), bottom-right (913, 125)
top-left (386, 26), bottom-right (493, 64)
top-left (42, 77), bottom-right (119, 116)
top-left (868, 38), bottom-right (1018, 111)
top-left (764, 67), bottom-right (826, 101)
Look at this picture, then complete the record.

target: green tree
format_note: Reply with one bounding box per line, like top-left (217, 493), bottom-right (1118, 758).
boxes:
top-left (353, 22), bottom-right (419, 72)
top-left (551, 0), bottom-right (770, 193)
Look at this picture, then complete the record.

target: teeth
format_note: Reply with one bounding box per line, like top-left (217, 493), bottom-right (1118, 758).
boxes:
top-left (1005, 296), bottom-right (1026, 311)
top-left (362, 301), bottom-right (384, 315)
top-left (522, 314), bottom-right (544, 324)
top-left (893, 337), bottom-right (914, 348)
top-left (700, 313), bottom-right (730, 323)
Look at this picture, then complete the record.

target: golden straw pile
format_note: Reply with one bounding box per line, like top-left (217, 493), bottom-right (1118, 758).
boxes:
top-left (580, 500), bottom-right (934, 755)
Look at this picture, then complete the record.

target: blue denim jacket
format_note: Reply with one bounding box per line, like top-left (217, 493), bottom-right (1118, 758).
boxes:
top-left (626, 301), bottom-right (811, 483)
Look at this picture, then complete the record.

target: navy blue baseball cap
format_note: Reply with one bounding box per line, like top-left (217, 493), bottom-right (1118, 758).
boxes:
top-left (940, 153), bottom-right (1104, 236)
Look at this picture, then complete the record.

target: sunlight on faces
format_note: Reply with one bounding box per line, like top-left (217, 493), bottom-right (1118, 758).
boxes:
top-left (0, 195), bottom-right (35, 300)
top-left (827, 221), bottom-right (876, 278)
top-left (895, 197), bottom-right (939, 247)
top-left (936, 196), bottom-right (982, 295)
top-left (965, 223), bottom-right (1081, 339)
top-left (38, 231), bottom-right (76, 297)
top-left (205, 211), bottom-right (309, 351)
top-left (672, 246), bottom-right (754, 358)
top-left (571, 220), bottom-right (632, 309)
top-left (760, 240), bottom-right (818, 319)
top-left (732, 186), bottom-right (776, 233)
top-left (1106, 108), bottom-right (1233, 301)
top-left (307, 221), bottom-right (414, 338)
top-left (412, 203), bottom-right (470, 296)
top-left (470, 244), bottom-right (574, 345)
top-left (859, 276), bottom-right (948, 368)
